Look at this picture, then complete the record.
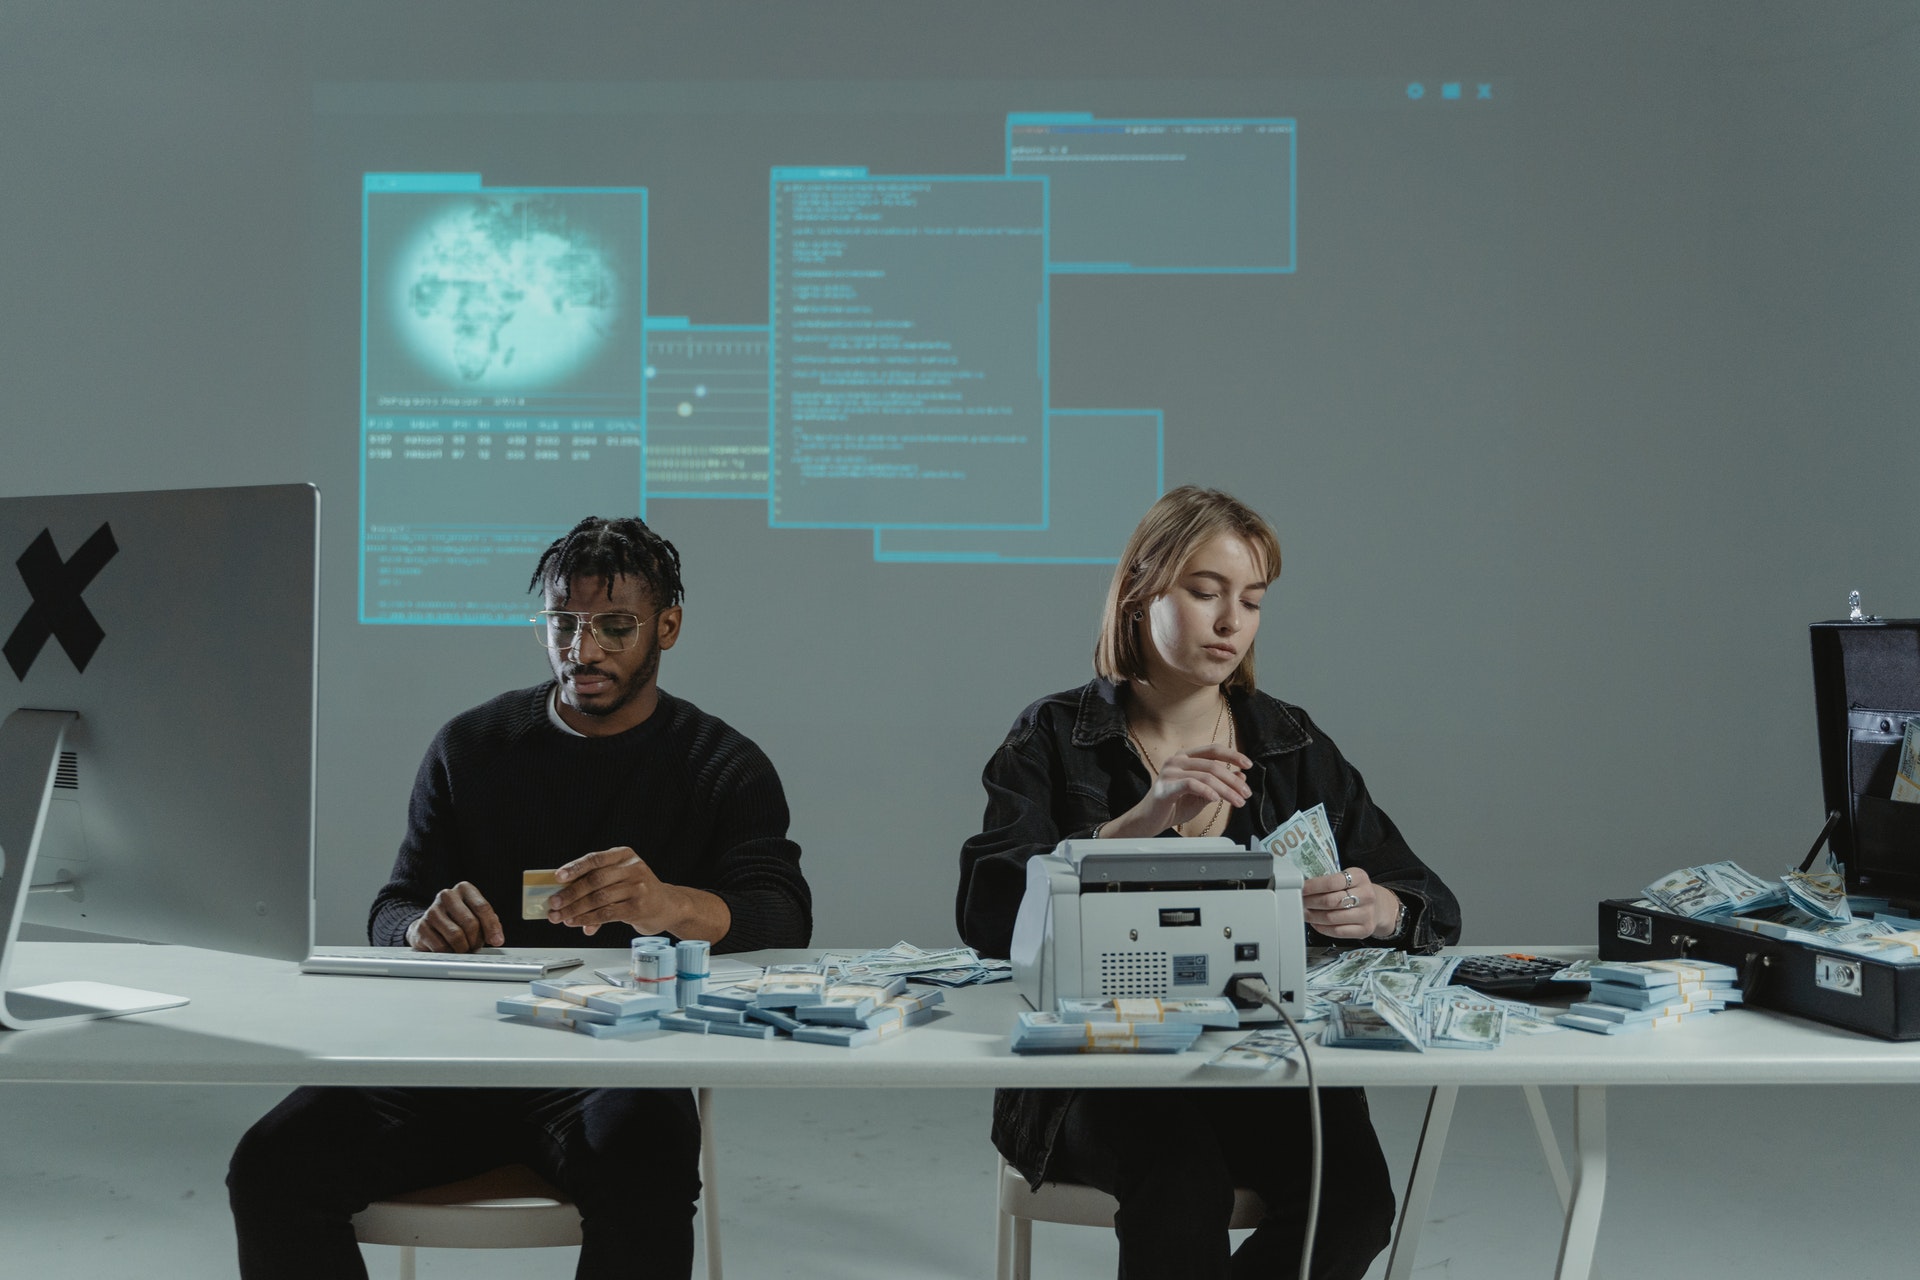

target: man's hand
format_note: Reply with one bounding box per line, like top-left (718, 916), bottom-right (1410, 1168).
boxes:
top-left (407, 881), bottom-right (504, 952)
top-left (547, 846), bottom-right (730, 940)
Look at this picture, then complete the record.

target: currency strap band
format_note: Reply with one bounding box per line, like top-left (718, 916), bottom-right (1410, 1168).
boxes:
top-left (1112, 997), bottom-right (1169, 1022)
top-left (1084, 1022), bottom-right (1141, 1052)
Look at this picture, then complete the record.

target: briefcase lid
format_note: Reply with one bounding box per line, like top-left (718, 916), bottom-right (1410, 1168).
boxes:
top-left (1809, 616), bottom-right (1920, 903)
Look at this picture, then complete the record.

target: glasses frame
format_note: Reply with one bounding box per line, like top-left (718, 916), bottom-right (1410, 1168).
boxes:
top-left (530, 609), bottom-right (662, 653)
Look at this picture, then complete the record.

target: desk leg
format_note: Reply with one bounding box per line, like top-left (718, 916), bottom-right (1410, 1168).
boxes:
top-left (698, 1087), bottom-right (723, 1280)
top-left (1525, 1084), bottom-right (1573, 1210)
top-left (1553, 1085), bottom-right (1607, 1280)
top-left (1383, 1084), bottom-right (1457, 1280)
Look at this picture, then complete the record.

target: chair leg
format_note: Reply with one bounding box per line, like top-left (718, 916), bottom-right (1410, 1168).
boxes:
top-left (1012, 1216), bottom-right (1033, 1280)
top-left (994, 1173), bottom-right (1013, 1280)
top-left (396, 1244), bottom-right (415, 1280)
top-left (698, 1086), bottom-right (722, 1280)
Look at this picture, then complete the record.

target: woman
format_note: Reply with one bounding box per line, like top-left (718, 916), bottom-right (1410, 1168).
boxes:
top-left (956, 485), bottom-right (1461, 1280)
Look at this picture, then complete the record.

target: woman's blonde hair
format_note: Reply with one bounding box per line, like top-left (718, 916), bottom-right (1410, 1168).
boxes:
top-left (1094, 486), bottom-right (1282, 693)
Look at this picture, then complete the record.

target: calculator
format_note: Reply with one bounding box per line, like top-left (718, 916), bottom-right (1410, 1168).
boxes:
top-left (1452, 953), bottom-right (1585, 999)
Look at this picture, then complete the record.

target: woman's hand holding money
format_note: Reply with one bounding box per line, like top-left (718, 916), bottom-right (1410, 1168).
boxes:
top-left (408, 881), bottom-right (505, 952)
top-left (1099, 743), bottom-right (1253, 839)
top-left (1302, 866), bottom-right (1401, 941)
top-left (548, 846), bottom-right (733, 942)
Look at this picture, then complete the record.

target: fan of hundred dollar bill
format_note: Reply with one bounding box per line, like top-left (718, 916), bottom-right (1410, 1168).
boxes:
top-left (1257, 803), bottom-right (1341, 878)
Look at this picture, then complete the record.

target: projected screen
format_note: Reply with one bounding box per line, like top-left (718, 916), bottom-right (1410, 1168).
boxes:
top-left (336, 81), bottom-right (1504, 623)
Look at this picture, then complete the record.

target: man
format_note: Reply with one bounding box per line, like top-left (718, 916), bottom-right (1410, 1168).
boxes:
top-left (228, 515), bottom-right (811, 1280)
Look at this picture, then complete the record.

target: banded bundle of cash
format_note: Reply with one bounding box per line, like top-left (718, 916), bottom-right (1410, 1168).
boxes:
top-left (752, 963), bottom-right (830, 1008)
top-left (1726, 910), bottom-right (1920, 966)
top-left (1056, 996), bottom-right (1240, 1028)
top-left (659, 1009), bottom-right (778, 1039)
top-left (1641, 861), bottom-right (1786, 919)
top-left (1258, 803), bottom-right (1340, 879)
top-left (1781, 869), bottom-right (1852, 925)
top-left (1557, 960), bottom-right (1742, 1034)
top-left (792, 974), bottom-right (910, 1025)
top-left (791, 990), bottom-right (946, 1047)
top-left (818, 941), bottom-right (1013, 988)
top-left (1010, 1009), bottom-right (1204, 1054)
top-left (497, 980), bottom-right (671, 1040)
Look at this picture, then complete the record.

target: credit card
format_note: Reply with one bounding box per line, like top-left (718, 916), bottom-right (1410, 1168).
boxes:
top-left (523, 869), bottom-right (561, 920)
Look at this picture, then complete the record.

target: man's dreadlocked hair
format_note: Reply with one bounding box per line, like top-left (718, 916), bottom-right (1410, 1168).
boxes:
top-left (528, 516), bottom-right (685, 611)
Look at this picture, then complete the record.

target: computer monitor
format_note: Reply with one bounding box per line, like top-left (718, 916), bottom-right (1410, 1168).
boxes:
top-left (0, 483), bottom-right (319, 1028)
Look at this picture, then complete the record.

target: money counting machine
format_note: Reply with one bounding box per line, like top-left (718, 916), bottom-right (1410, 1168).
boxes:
top-left (1010, 837), bottom-right (1307, 1023)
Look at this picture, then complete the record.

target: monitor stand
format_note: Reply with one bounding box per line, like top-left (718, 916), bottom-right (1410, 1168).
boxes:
top-left (0, 709), bottom-right (188, 1029)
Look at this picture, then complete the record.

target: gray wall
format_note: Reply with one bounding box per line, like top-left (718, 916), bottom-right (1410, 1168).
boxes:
top-left (3, 1), bottom-right (1916, 949)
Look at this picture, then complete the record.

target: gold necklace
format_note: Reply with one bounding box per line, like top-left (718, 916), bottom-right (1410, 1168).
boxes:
top-left (1126, 695), bottom-right (1234, 838)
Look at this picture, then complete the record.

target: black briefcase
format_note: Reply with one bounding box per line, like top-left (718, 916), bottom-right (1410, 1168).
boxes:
top-left (1598, 606), bottom-right (1920, 1040)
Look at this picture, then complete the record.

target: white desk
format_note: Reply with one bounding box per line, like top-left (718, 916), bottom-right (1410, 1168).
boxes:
top-left (6, 942), bottom-right (1918, 1279)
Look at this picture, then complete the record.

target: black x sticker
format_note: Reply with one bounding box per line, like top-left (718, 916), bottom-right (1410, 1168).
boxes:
top-left (4, 523), bottom-right (119, 680)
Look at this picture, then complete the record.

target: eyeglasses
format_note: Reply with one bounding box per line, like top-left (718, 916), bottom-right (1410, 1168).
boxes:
top-left (530, 610), bottom-right (658, 653)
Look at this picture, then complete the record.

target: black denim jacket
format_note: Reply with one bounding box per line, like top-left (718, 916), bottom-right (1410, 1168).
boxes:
top-left (954, 677), bottom-right (1463, 1186)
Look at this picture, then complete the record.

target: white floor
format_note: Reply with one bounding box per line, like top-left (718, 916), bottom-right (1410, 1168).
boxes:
top-left (0, 1079), bottom-right (1912, 1278)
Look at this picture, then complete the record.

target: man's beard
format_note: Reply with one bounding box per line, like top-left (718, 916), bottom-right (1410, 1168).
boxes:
top-left (566, 640), bottom-right (660, 719)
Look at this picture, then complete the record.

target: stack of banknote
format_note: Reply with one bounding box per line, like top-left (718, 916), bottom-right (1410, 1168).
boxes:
top-left (1725, 908), bottom-right (1920, 965)
top-left (497, 979), bottom-right (673, 1039)
top-left (1055, 995), bottom-right (1241, 1028)
top-left (794, 973), bottom-right (910, 1024)
top-left (790, 990), bottom-right (946, 1046)
top-left (1641, 860), bottom-right (1787, 918)
top-left (1781, 869), bottom-right (1853, 924)
top-left (1010, 1008), bottom-right (1205, 1054)
top-left (1556, 959), bottom-right (1742, 1034)
top-left (817, 941), bottom-right (1013, 988)
top-left (1258, 803), bottom-right (1341, 879)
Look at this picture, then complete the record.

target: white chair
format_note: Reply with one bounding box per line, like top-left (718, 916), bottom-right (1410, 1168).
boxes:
top-left (993, 1154), bottom-right (1267, 1280)
top-left (353, 1086), bottom-right (724, 1280)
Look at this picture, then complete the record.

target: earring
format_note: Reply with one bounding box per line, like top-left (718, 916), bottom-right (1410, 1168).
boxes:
top-left (1131, 609), bottom-right (1143, 621)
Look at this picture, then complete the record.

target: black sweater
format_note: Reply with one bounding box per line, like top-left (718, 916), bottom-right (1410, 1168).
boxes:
top-left (369, 684), bottom-right (811, 954)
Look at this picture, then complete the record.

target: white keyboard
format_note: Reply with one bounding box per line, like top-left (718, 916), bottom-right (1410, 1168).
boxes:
top-left (300, 947), bottom-right (583, 981)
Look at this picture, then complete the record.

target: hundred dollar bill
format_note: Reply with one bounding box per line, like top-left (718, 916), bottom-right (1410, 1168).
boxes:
top-left (1642, 866), bottom-right (1732, 917)
top-left (1426, 995), bottom-right (1507, 1050)
top-left (1895, 722), bottom-right (1920, 803)
top-left (1300, 803), bottom-right (1338, 860)
top-left (1208, 1026), bottom-right (1308, 1070)
top-left (1364, 968), bottom-right (1431, 1006)
top-left (1644, 861), bottom-right (1783, 918)
top-left (1475, 995), bottom-right (1571, 1035)
top-left (1307, 947), bottom-right (1400, 990)
top-left (1260, 810), bottom-right (1340, 878)
top-left (1322, 997), bottom-right (1424, 1051)
top-left (1782, 870), bottom-right (1852, 925)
